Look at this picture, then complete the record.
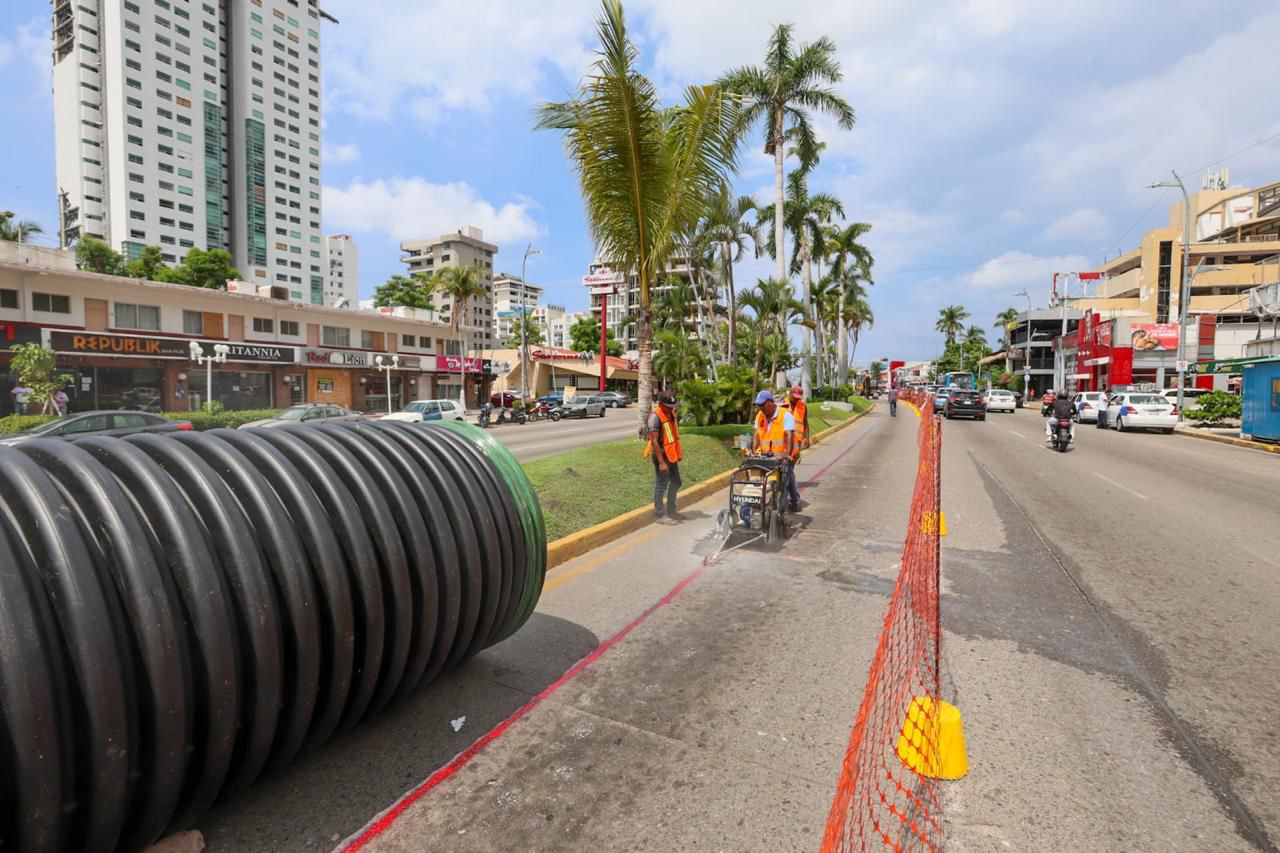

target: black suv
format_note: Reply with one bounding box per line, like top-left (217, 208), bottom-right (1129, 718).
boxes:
top-left (943, 389), bottom-right (986, 420)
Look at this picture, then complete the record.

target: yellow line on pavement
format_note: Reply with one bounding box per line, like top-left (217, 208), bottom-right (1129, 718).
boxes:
top-left (543, 525), bottom-right (665, 592)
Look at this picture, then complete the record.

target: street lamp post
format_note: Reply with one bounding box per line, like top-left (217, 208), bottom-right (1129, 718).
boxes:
top-left (1150, 170), bottom-right (1193, 420)
top-left (189, 341), bottom-right (230, 411)
top-left (1014, 288), bottom-right (1033, 400)
top-left (374, 354), bottom-right (400, 415)
top-left (520, 245), bottom-right (542, 405)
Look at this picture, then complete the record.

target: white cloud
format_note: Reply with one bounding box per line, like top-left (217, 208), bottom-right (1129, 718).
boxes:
top-left (1039, 208), bottom-right (1110, 244)
top-left (323, 176), bottom-right (541, 245)
top-left (0, 18), bottom-right (50, 82)
top-left (323, 142), bottom-right (361, 164)
top-left (965, 251), bottom-right (1093, 291)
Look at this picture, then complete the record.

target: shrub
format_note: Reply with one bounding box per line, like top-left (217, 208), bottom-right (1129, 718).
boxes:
top-left (0, 414), bottom-right (60, 435)
top-left (162, 408), bottom-right (282, 430)
top-left (847, 395), bottom-right (873, 414)
top-left (1182, 390), bottom-right (1241, 424)
top-left (677, 366), bottom-right (755, 426)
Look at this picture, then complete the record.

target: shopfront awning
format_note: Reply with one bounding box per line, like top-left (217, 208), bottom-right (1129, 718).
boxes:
top-left (1195, 355), bottom-right (1280, 374)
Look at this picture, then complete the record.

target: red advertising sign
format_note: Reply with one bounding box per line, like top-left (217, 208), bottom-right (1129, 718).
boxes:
top-left (434, 355), bottom-right (488, 373)
top-left (1129, 323), bottom-right (1179, 352)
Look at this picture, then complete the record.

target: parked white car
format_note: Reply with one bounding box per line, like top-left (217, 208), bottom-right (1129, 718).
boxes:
top-left (981, 389), bottom-right (1017, 413)
top-left (381, 399), bottom-right (466, 423)
top-left (1106, 393), bottom-right (1177, 433)
top-left (1160, 387), bottom-right (1211, 412)
top-left (1071, 391), bottom-right (1108, 423)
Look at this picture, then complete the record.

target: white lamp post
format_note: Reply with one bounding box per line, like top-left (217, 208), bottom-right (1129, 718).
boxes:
top-left (189, 341), bottom-right (230, 411)
top-left (374, 354), bottom-right (400, 414)
top-left (520, 244), bottom-right (542, 405)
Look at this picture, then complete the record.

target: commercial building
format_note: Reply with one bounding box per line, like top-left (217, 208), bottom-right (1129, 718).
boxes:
top-left (325, 233), bottom-right (359, 307)
top-left (1073, 173), bottom-right (1280, 365)
top-left (584, 252), bottom-right (696, 355)
top-left (0, 247), bottom-right (493, 417)
top-left (51, 0), bottom-right (331, 303)
top-left (1007, 309), bottom-right (1081, 395)
top-left (533, 304), bottom-right (577, 349)
top-left (492, 273), bottom-right (542, 345)
top-left (400, 226), bottom-right (497, 356)
top-left (490, 346), bottom-right (639, 400)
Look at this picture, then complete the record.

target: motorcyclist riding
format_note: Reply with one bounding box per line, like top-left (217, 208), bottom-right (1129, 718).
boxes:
top-left (1045, 393), bottom-right (1077, 443)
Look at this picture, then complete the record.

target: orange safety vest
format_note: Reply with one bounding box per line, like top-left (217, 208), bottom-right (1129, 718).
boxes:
top-left (754, 408), bottom-right (790, 455)
top-left (644, 405), bottom-right (683, 463)
top-left (785, 399), bottom-right (807, 445)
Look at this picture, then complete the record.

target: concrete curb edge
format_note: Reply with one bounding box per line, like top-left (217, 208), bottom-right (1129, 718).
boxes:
top-left (545, 403), bottom-right (875, 569)
top-left (1173, 427), bottom-right (1280, 454)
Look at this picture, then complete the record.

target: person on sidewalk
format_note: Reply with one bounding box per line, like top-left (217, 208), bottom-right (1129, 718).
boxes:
top-left (1095, 386), bottom-right (1110, 429)
top-left (751, 390), bottom-right (797, 514)
top-left (781, 385), bottom-right (808, 512)
top-left (888, 386), bottom-right (899, 417)
top-left (645, 390), bottom-right (683, 525)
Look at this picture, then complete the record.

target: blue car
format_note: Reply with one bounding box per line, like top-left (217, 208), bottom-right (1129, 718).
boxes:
top-left (932, 389), bottom-right (948, 412)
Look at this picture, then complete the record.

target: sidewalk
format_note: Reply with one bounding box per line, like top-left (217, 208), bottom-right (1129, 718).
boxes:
top-left (328, 407), bottom-right (920, 851)
top-left (1175, 423), bottom-right (1280, 454)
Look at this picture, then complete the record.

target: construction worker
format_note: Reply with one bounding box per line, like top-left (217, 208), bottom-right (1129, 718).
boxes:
top-left (781, 385), bottom-right (809, 511)
top-left (645, 390), bottom-right (683, 524)
top-left (751, 390), bottom-right (798, 512)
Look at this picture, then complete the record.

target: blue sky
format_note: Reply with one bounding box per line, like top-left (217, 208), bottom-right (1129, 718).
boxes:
top-left (3, 1), bottom-right (1278, 361)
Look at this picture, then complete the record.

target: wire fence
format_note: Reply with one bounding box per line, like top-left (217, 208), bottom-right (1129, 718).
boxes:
top-left (822, 395), bottom-right (944, 851)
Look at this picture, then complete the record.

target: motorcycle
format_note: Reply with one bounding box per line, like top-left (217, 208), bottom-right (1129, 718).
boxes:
top-left (497, 406), bottom-right (526, 426)
top-left (527, 401), bottom-right (562, 423)
top-left (1052, 417), bottom-right (1072, 452)
top-left (478, 402), bottom-right (493, 428)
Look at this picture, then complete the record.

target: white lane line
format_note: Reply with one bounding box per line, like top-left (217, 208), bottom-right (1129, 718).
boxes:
top-left (1093, 472), bottom-right (1150, 501)
top-left (1008, 429), bottom-right (1025, 439)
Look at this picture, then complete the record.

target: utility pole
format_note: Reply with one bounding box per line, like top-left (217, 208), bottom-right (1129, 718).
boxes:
top-left (520, 244), bottom-right (541, 404)
top-left (1151, 170), bottom-right (1192, 420)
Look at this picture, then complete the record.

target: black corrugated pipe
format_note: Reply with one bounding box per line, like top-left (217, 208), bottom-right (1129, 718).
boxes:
top-left (0, 420), bottom-right (545, 853)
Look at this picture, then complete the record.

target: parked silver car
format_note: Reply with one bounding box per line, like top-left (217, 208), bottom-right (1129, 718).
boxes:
top-left (597, 391), bottom-right (631, 408)
top-left (0, 410), bottom-right (192, 445)
top-left (238, 403), bottom-right (363, 428)
top-left (562, 395), bottom-right (607, 418)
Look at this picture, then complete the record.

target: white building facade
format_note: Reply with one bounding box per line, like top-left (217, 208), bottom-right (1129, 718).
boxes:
top-left (326, 233), bottom-right (358, 307)
top-left (492, 273), bottom-right (542, 345)
top-left (51, 0), bottom-right (329, 304)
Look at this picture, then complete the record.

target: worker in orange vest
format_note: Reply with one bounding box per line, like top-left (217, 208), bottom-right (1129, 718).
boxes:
top-left (751, 389), bottom-right (798, 513)
top-left (646, 389), bottom-right (684, 524)
top-left (782, 385), bottom-right (809, 511)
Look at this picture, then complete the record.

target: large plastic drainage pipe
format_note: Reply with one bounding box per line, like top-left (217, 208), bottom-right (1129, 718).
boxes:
top-left (0, 420), bottom-right (545, 853)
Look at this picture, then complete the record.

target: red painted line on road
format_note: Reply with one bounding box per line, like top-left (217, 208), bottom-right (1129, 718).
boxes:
top-left (341, 559), bottom-right (711, 851)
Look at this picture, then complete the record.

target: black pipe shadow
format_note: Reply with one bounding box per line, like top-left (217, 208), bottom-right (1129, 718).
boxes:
top-left (195, 613), bottom-right (599, 852)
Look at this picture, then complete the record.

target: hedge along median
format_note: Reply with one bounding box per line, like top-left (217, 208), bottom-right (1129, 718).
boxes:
top-left (537, 401), bottom-right (876, 567)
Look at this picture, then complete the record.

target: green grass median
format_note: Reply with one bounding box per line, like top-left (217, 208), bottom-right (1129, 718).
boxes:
top-left (522, 433), bottom-right (742, 540)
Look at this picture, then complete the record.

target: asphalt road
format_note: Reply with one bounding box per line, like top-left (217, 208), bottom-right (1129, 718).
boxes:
top-left (479, 406), bottom-right (641, 461)
top-left (188, 404), bottom-right (1278, 851)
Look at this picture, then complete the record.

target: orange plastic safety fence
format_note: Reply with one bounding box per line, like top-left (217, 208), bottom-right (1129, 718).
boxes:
top-left (822, 411), bottom-right (943, 852)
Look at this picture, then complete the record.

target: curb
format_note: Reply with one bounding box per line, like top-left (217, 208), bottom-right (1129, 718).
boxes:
top-left (1173, 428), bottom-right (1280, 454)
top-left (545, 404), bottom-right (875, 569)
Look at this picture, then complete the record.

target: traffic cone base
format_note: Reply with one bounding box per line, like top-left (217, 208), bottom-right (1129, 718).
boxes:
top-left (895, 697), bottom-right (968, 780)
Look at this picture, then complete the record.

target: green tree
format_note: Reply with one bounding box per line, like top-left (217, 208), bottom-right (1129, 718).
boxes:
top-left (963, 325), bottom-right (988, 349)
top-left (8, 343), bottom-right (72, 413)
top-left (700, 185), bottom-right (760, 368)
top-left (826, 221), bottom-right (874, 385)
top-left (0, 211), bottom-right (43, 242)
top-left (568, 315), bottom-right (624, 356)
top-left (719, 24), bottom-right (855, 290)
top-left (935, 304), bottom-right (970, 345)
top-left (737, 277), bottom-right (802, 389)
top-left (506, 314), bottom-right (545, 348)
top-left (434, 264), bottom-right (487, 404)
top-left (126, 245), bottom-right (169, 280)
top-left (536, 0), bottom-right (740, 431)
top-left (994, 307), bottom-right (1019, 350)
top-left (165, 247), bottom-right (241, 289)
top-left (1183, 390), bottom-right (1242, 424)
top-left (374, 272), bottom-right (437, 311)
top-left (653, 329), bottom-right (708, 385)
top-left (74, 236), bottom-right (125, 275)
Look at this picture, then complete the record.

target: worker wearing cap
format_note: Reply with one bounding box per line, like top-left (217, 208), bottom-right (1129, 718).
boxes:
top-left (752, 390), bottom-right (799, 512)
top-left (781, 385), bottom-right (809, 510)
top-left (646, 390), bottom-right (684, 524)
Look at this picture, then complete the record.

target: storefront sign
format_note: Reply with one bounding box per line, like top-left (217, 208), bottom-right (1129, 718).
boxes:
top-left (0, 322), bottom-right (42, 346)
top-left (50, 330), bottom-right (190, 359)
top-left (582, 269), bottom-right (625, 287)
top-left (1129, 324), bottom-right (1180, 352)
top-left (532, 350), bottom-right (597, 362)
top-left (302, 348), bottom-right (372, 368)
top-left (396, 355), bottom-right (422, 370)
top-left (198, 341), bottom-right (296, 363)
top-left (434, 355), bottom-right (490, 373)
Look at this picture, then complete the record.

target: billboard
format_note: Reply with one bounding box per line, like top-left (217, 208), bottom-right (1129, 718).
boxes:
top-left (1129, 324), bottom-right (1180, 352)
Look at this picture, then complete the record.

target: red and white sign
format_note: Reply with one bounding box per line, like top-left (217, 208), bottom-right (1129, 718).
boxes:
top-left (434, 355), bottom-right (486, 373)
top-left (1129, 323), bottom-right (1180, 352)
top-left (583, 269), bottom-right (625, 288)
top-left (589, 285), bottom-right (619, 295)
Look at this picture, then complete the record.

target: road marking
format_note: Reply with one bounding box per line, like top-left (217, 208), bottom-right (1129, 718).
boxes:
top-left (1008, 429), bottom-right (1024, 439)
top-left (1093, 472), bottom-right (1149, 501)
top-left (543, 526), bottom-right (664, 592)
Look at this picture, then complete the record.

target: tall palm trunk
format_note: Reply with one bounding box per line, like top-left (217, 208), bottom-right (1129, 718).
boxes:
top-left (636, 306), bottom-right (654, 436)
top-left (773, 107), bottom-right (785, 283)
top-left (837, 289), bottom-right (849, 387)
top-left (725, 242), bottom-right (737, 368)
top-left (800, 236), bottom-right (814, 394)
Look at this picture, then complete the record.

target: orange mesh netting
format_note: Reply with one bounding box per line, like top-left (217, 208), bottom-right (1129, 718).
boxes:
top-left (822, 404), bottom-right (943, 852)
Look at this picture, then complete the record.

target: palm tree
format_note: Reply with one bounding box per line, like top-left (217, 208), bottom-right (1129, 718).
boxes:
top-left (994, 308), bottom-right (1018, 350)
top-left (653, 329), bottom-right (708, 386)
top-left (434, 264), bottom-right (486, 408)
top-left (719, 25), bottom-right (855, 288)
top-left (755, 169), bottom-right (843, 390)
top-left (700, 185), bottom-right (759, 368)
top-left (936, 305), bottom-right (970, 345)
top-left (0, 211), bottom-right (43, 243)
top-left (826, 221), bottom-right (873, 386)
top-left (963, 325), bottom-right (988, 349)
top-left (654, 278), bottom-right (699, 333)
top-left (536, 0), bottom-right (739, 430)
top-left (738, 277), bottom-right (802, 390)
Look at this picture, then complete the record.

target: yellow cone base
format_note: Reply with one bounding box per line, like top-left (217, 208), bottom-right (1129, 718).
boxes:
top-left (895, 697), bottom-right (968, 780)
top-left (920, 511), bottom-right (948, 537)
